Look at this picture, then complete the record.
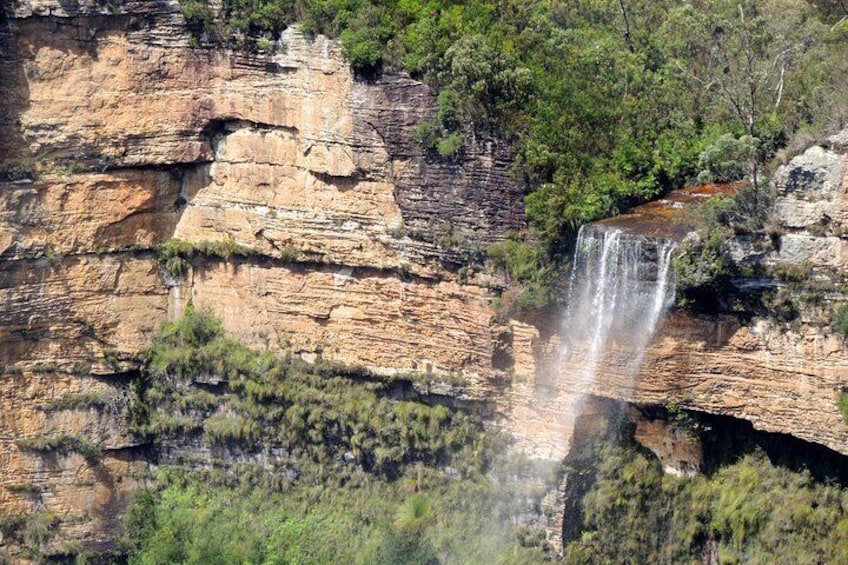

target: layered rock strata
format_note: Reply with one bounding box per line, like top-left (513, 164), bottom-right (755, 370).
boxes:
top-left (4, 0), bottom-right (848, 558)
top-left (0, 2), bottom-right (537, 555)
top-left (559, 137), bottom-right (848, 457)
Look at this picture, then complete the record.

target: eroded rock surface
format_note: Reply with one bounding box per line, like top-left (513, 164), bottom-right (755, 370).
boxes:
top-left (0, 3), bottom-right (532, 555)
top-left (558, 139), bottom-right (848, 458)
top-left (4, 0), bottom-right (848, 557)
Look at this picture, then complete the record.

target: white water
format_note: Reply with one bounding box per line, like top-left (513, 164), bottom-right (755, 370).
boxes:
top-left (559, 224), bottom-right (677, 392)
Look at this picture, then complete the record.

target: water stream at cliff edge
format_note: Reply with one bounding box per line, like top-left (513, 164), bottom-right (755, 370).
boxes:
top-left (559, 224), bottom-right (677, 393)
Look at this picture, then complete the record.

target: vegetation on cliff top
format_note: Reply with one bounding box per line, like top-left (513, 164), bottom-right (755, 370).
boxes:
top-left (180, 0), bottom-right (848, 259)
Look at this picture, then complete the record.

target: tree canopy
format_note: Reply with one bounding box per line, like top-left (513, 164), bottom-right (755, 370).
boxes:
top-left (182, 0), bottom-right (848, 255)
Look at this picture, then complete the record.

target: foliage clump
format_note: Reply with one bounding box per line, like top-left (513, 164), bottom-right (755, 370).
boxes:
top-left (119, 308), bottom-right (557, 563)
top-left (136, 307), bottom-right (493, 478)
top-left (672, 197), bottom-right (739, 311)
top-left (565, 443), bottom-right (848, 564)
top-left (487, 237), bottom-right (558, 312)
top-left (0, 511), bottom-right (60, 559)
top-left (15, 435), bottom-right (102, 463)
top-left (838, 390), bottom-right (848, 425)
top-left (156, 238), bottom-right (260, 278)
top-left (0, 160), bottom-right (36, 182)
top-left (833, 303), bottom-right (848, 336)
top-left (37, 392), bottom-right (110, 412)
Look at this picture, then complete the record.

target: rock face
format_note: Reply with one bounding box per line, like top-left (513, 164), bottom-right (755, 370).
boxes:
top-left (3, 0), bottom-right (848, 558)
top-left (0, 2), bottom-right (536, 555)
top-left (558, 139), bottom-right (848, 458)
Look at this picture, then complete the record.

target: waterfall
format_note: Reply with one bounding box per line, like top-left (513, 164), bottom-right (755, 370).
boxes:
top-left (559, 224), bottom-right (677, 392)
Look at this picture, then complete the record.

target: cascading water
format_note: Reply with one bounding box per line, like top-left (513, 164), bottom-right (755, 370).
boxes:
top-left (559, 223), bottom-right (677, 394)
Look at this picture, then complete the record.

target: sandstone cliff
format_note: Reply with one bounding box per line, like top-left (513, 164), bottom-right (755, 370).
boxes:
top-left (557, 137), bottom-right (848, 458)
top-left (0, 2), bottom-right (538, 555)
top-left (3, 0), bottom-right (848, 559)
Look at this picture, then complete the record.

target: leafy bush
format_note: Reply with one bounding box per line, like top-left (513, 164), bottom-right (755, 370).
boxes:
top-left (487, 238), bottom-right (557, 312)
top-left (838, 390), bottom-right (848, 425)
top-left (5, 483), bottom-right (41, 495)
top-left (413, 89), bottom-right (466, 157)
top-left (156, 238), bottom-right (260, 278)
top-left (772, 261), bottom-right (812, 285)
top-left (15, 435), bottom-right (102, 463)
top-left (278, 246), bottom-right (301, 262)
top-left (179, 0), bottom-right (216, 41)
top-left (566, 443), bottom-right (848, 564)
top-left (763, 288), bottom-right (800, 324)
top-left (673, 227), bottom-right (735, 308)
top-left (156, 238), bottom-right (194, 277)
top-left (203, 414), bottom-right (261, 445)
top-left (436, 131), bottom-right (463, 158)
top-left (697, 134), bottom-right (760, 183)
top-left (833, 303), bottom-right (848, 335)
top-left (0, 160), bottom-right (36, 182)
top-left (38, 392), bottom-right (110, 412)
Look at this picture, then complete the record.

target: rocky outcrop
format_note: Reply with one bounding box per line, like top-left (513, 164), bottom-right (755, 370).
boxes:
top-left (559, 138), bottom-right (848, 458)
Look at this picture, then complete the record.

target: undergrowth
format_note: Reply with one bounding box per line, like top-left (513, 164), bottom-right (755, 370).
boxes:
top-left (565, 441), bottom-right (848, 564)
top-left (120, 307), bottom-right (557, 563)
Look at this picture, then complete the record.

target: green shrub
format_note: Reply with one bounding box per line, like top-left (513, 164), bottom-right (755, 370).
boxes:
top-left (838, 390), bottom-right (848, 425)
top-left (204, 414), bottom-right (261, 445)
top-left (566, 443), bottom-right (848, 563)
top-left (763, 288), bottom-right (799, 324)
top-left (255, 35), bottom-right (275, 52)
top-left (5, 483), bottom-right (41, 495)
top-left (697, 134), bottom-right (759, 183)
top-left (21, 511), bottom-right (58, 549)
top-left (413, 89), bottom-right (466, 158)
top-left (487, 238), bottom-right (557, 312)
top-left (436, 132), bottom-right (463, 158)
top-left (279, 246), bottom-right (301, 262)
top-left (0, 160), bottom-right (36, 182)
top-left (103, 348), bottom-right (122, 370)
top-left (833, 304), bottom-right (848, 335)
top-left (38, 392), bottom-right (109, 412)
top-left (673, 195), bottom-right (741, 310)
top-left (156, 238), bottom-right (194, 277)
top-left (179, 0), bottom-right (216, 36)
top-left (194, 238), bottom-right (258, 260)
top-left (156, 238), bottom-right (259, 278)
top-left (772, 261), bottom-right (812, 285)
top-left (15, 435), bottom-right (102, 463)
top-left (72, 362), bottom-right (92, 376)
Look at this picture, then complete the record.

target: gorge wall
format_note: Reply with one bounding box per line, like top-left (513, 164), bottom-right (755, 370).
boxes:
top-left (2, 0), bottom-right (848, 558)
top-left (558, 138), bottom-right (848, 457)
top-left (0, 1), bottom-right (548, 554)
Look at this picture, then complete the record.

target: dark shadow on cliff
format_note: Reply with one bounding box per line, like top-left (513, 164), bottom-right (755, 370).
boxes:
top-left (697, 411), bottom-right (848, 487)
top-left (0, 7), bottom-right (31, 171)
